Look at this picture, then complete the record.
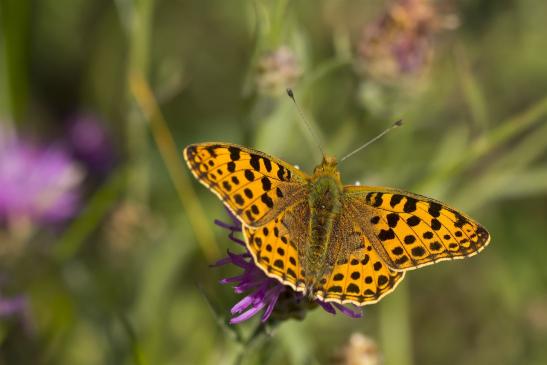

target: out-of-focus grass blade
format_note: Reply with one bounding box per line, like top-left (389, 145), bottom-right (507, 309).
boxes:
top-left (453, 120), bottom-right (547, 209)
top-left (130, 72), bottom-right (219, 260)
top-left (195, 283), bottom-right (243, 343)
top-left (53, 168), bottom-right (125, 262)
top-left (118, 314), bottom-right (147, 365)
top-left (457, 49), bottom-right (490, 130)
top-left (501, 167), bottom-right (547, 198)
top-left (417, 95), bottom-right (547, 192)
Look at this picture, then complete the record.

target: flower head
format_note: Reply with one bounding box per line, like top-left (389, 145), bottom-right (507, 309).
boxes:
top-left (357, 0), bottom-right (453, 82)
top-left (213, 208), bottom-right (362, 324)
top-left (255, 46), bottom-right (302, 96)
top-left (0, 129), bottom-right (83, 226)
top-left (334, 333), bottom-right (381, 365)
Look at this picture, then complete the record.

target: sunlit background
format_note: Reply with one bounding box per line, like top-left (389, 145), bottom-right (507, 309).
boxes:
top-left (1, 0), bottom-right (547, 364)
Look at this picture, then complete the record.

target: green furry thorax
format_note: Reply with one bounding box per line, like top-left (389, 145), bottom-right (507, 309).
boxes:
top-left (305, 173), bottom-right (343, 287)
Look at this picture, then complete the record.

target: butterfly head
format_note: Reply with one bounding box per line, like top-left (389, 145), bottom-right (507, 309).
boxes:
top-left (313, 155), bottom-right (340, 180)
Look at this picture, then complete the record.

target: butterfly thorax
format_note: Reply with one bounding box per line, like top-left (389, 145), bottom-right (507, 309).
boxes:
top-left (305, 156), bottom-right (343, 294)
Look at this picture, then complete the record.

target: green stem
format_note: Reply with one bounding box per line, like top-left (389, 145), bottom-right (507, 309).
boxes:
top-left (53, 168), bottom-right (126, 262)
top-left (379, 281), bottom-right (413, 365)
top-left (124, 0), bottom-right (155, 203)
top-left (0, 0), bottom-right (30, 123)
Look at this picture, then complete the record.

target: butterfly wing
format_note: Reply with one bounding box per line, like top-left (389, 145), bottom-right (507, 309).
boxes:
top-left (184, 143), bottom-right (309, 227)
top-left (243, 199), bottom-right (309, 292)
top-left (343, 186), bottom-right (491, 271)
top-left (245, 198), bottom-right (405, 306)
top-left (317, 209), bottom-right (405, 306)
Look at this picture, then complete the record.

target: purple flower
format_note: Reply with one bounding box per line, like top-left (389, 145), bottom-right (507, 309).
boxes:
top-left (0, 128), bottom-right (83, 225)
top-left (68, 114), bottom-right (115, 175)
top-left (0, 275), bottom-right (33, 333)
top-left (0, 294), bottom-right (27, 318)
top-left (213, 208), bottom-right (362, 324)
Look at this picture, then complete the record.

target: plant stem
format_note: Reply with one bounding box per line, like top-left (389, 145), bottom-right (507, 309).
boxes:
top-left (0, 0), bottom-right (30, 123)
top-left (124, 0), bottom-right (155, 203)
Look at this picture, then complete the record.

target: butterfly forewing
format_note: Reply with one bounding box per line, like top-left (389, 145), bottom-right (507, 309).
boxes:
top-left (184, 143), bottom-right (308, 227)
top-left (344, 186), bottom-right (491, 271)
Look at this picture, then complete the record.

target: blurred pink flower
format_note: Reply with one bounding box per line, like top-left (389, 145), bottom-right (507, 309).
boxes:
top-left (357, 0), bottom-right (454, 82)
top-left (256, 46), bottom-right (302, 96)
top-left (0, 129), bottom-right (83, 225)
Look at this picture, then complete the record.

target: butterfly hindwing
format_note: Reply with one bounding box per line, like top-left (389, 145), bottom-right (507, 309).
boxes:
top-left (184, 143), bottom-right (308, 227)
top-left (244, 200), bottom-right (405, 306)
top-left (344, 186), bottom-right (491, 271)
top-left (318, 218), bottom-right (405, 305)
top-left (243, 200), bottom-right (309, 292)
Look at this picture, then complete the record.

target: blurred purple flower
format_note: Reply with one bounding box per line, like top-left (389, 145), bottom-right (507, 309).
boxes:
top-left (213, 208), bottom-right (362, 324)
top-left (0, 275), bottom-right (33, 333)
top-left (0, 295), bottom-right (27, 318)
top-left (0, 129), bottom-right (83, 225)
top-left (68, 115), bottom-right (115, 175)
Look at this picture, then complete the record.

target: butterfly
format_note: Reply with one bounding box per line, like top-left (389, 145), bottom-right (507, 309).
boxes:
top-left (184, 143), bottom-right (490, 306)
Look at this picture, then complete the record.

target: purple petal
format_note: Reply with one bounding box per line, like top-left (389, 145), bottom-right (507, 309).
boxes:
top-left (229, 303), bottom-right (265, 324)
top-left (332, 302), bottom-right (363, 318)
top-left (316, 300), bottom-right (337, 315)
top-left (261, 285), bottom-right (285, 322)
top-left (213, 219), bottom-right (240, 231)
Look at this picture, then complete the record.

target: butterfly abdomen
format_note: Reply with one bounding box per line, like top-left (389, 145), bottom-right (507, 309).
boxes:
top-left (305, 175), bottom-right (343, 291)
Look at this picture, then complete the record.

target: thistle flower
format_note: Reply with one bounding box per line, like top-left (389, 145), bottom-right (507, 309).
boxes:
top-left (255, 46), bottom-right (302, 96)
top-left (0, 128), bottom-right (83, 226)
top-left (213, 208), bottom-right (362, 324)
top-left (356, 0), bottom-right (454, 82)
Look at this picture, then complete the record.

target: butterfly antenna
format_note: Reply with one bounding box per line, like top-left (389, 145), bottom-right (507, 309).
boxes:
top-left (286, 88), bottom-right (325, 157)
top-left (340, 120), bottom-right (403, 162)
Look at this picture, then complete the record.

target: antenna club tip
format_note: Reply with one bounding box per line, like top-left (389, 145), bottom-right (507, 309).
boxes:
top-left (286, 88), bottom-right (294, 98)
top-left (394, 119), bottom-right (403, 127)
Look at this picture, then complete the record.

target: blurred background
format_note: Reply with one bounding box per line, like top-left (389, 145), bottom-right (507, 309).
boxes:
top-left (1, 0), bottom-right (547, 364)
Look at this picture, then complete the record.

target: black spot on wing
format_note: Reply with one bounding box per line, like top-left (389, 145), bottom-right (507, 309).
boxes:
top-left (378, 228), bottom-right (395, 241)
top-left (373, 193), bottom-right (384, 207)
top-left (228, 146), bottom-right (241, 161)
top-left (407, 215), bottom-right (420, 227)
top-left (390, 194), bottom-right (404, 208)
top-left (261, 194), bottom-right (274, 208)
top-left (244, 169), bottom-right (255, 182)
top-left (263, 158), bottom-right (272, 172)
top-left (346, 283), bottom-right (360, 293)
top-left (250, 154), bottom-right (260, 170)
top-left (428, 202), bottom-right (442, 218)
top-left (386, 213), bottom-right (400, 228)
top-left (403, 197), bottom-right (417, 213)
top-left (261, 177), bottom-right (272, 191)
